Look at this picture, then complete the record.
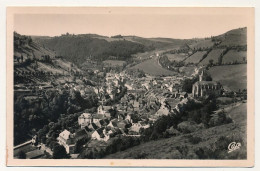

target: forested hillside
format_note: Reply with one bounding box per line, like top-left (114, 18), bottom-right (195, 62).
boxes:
top-left (34, 34), bottom-right (150, 65)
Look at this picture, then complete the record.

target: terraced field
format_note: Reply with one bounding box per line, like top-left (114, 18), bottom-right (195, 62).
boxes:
top-left (184, 51), bottom-right (207, 64)
top-left (222, 50), bottom-right (247, 64)
top-left (165, 53), bottom-right (188, 62)
top-left (199, 48), bottom-right (225, 66)
top-left (209, 64), bottom-right (246, 91)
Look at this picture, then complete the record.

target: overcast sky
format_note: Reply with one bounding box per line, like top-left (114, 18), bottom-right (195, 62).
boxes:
top-left (13, 7), bottom-right (252, 39)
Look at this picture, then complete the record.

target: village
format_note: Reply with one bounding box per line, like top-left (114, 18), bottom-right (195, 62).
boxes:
top-left (14, 54), bottom-right (244, 159)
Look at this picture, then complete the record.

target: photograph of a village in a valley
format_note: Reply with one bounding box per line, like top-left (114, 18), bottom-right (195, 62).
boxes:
top-left (11, 7), bottom-right (252, 160)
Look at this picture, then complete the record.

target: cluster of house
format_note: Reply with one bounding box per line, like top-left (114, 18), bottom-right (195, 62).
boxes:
top-left (57, 102), bottom-right (151, 154)
top-left (56, 68), bottom-right (224, 154)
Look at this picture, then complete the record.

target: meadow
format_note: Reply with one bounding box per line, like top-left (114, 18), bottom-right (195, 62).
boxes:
top-left (221, 50), bottom-right (247, 64)
top-left (130, 58), bottom-right (176, 76)
top-left (199, 49), bottom-right (225, 66)
top-left (165, 53), bottom-right (188, 62)
top-left (209, 64), bottom-right (247, 91)
top-left (184, 51), bottom-right (207, 64)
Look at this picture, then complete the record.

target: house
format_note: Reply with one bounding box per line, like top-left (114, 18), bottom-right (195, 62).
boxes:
top-left (97, 105), bottom-right (112, 115)
top-left (78, 113), bottom-right (92, 128)
top-left (57, 129), bottom-right (76, 154)
top-left (130, 121), bottom-right (150, 133)
top-left (125, 81), bottom-right (134, 90)
top-left (85, 122), bottom-right (100, 131)
top-left (92, 114), bottom-right (106, 124)
top-left (91, 127), bottom-right (110, 142)
top-left (156, 104), bottom-right (171, 116)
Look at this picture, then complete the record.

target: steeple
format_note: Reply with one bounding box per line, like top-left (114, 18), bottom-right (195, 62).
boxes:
top-left (199, 70), bottom-right (206, 81)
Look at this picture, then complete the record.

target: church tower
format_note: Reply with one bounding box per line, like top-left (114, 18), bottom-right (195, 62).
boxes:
top-left (199, 70), bottom-right (207, 81)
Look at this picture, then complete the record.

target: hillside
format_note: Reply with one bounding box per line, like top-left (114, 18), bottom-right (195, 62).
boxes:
top-left (159, 27), bottom-right (247, 69)
top-left (215, 27), bottom-right (247, 47)
top-left (14, 32), bottom-right (84, 84)
top-left (105, 102), bottom-right (246, 159)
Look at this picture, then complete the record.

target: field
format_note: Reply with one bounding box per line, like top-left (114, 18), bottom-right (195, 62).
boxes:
top-left (165, 53), bottom-right (188, 62)
top-left (199, 49), bottom-right (225, 66)
top-left (209, 64), bottom-right (247, 91)
top-left (103, 60), bottom-right (126, 67)
top-left (222, 50), bottom-right (247, 64)
top-left (104, 102), bottom-right (246, 159)
top-left (130, 58), bottom-right (176, 76)
top-left (188, 39), bottom-right (215, 49)
top-left (184, 51), bottom-right (207, 64)
top-left (179, 66), bottom-right (196, 76)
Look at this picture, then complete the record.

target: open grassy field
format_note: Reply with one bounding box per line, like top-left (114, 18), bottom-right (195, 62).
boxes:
top-left (222, 50), bottom-right (247, 64)
top-left (199, 49), bottom-right (225, 66)
top-left (179, 66), bottom-right (196, 76)
top-left (209, 64), bottom-right (246, 91)
top-left (184, 51), bottom-right (207, 64)
top-left (103, 60), bottom-right (126, 67)
top-left (130, 58), bottom-right (176, 76)
top-left (165, 53), bottom-right (188, 62)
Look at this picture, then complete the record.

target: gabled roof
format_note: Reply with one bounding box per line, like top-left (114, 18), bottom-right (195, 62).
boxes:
top-left (93, 114), bottom-right (105, 120)
top-left (59, 129), bottom-right (71, 140)
top-left (95, 127), bottom-right (106, 138)
top-left (75, 129), bottom-right (88, 138)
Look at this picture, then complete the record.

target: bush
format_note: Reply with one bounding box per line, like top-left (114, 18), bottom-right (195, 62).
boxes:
top-left (177, 121), bottom-right (201, 133)
top-left (188, 136), bottom-right (202, 144)
top-left (53, 145), bottom-right (69, 159)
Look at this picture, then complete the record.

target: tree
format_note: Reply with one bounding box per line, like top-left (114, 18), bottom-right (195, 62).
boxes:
top-left (17, 150), bottom-right (26, 159)
top-left (53, 145), bottom-right (69, 159)
top-left (208, 59), bottom-right (214, 66)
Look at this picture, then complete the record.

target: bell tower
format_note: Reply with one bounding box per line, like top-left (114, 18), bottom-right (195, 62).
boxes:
top-left (199, 70), bottom-right (207, 81)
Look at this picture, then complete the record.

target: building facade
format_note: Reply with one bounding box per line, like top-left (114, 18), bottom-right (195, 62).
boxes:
top-left (192, 70), bottom-right (222, 97)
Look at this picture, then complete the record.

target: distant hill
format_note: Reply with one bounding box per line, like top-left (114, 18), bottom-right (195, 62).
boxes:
top-left (33, 34), bottom-right (151, 65)
top-left (33, 33), bottom-right (193, 66)
top-left (31, 27), bottom-right (247, 67)
top-left (162, 27), bottom-right (247, 66)
top-left (214, 27), bottom-right (247, 47)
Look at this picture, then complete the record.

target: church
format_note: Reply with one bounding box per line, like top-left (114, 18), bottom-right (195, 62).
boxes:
top-left (192, 70), bottom-right (222, 98)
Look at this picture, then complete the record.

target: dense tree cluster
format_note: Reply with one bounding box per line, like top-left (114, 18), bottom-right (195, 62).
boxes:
top-left (140, 95), bottom-right (232, 142)
top-left (14, 89), bottom-right (98, 145)
top-left (38, 36), bottom-right (147, 65)
top-left (78, 135), bottom-right (141, 159)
